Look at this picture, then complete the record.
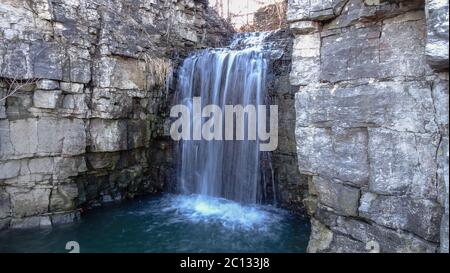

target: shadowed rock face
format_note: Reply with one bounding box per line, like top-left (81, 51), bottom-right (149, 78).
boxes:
top-left (288, 0), bottom-right (448, 252)
top-left (0, 0), bottom-right (233, 230)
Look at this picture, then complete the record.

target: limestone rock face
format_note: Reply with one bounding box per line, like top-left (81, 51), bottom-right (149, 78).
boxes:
top-left (265, 29), bottom-right (309, 212)
top-left (0, 0), bottom-right (232, 229)
top-left (289, 0), bottom-right (449, 252)
top-left (425, 0), bottom-right (449, 70)
top-left (287, 0), bottom-right (348, 22)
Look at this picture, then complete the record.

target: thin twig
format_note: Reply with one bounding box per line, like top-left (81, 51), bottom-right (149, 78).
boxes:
top-left (0, 77), bottom-right (40, 102)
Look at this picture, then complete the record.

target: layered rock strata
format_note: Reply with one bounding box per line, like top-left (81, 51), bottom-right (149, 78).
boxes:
top-left (288, 0), bottom-right (449, 252)
top-left (0, 0), bottom-right (232, 229)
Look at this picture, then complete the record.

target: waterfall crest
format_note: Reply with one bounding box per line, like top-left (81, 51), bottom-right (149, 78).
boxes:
top-left (175, 32), bottom-right (273, 204)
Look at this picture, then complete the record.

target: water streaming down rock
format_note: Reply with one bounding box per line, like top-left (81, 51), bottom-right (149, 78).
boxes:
top-left (175, 32), bottom-right (275, 204)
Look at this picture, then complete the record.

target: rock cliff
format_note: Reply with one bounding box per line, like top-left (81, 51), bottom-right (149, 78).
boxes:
top-left (288, 0), bottom-right (449, 252)
top-left (0, 0), bottom-right (232, 229)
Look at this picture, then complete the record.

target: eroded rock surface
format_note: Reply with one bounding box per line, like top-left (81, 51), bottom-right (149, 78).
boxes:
top-left (288, 0), bottom-right (449, 252)
top-left (0, 0), bottom-right (232, 229)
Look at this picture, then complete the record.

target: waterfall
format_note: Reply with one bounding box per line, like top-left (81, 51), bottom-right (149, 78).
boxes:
top-left (175, 32), bottom-right (273, 204)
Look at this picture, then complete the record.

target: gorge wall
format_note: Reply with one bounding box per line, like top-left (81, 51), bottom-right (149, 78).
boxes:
top-left (264, 29), bottom-right (310, 211)
top-left (288, 0), bottom-right (449, 252)
top-left (1, 0), bottom-right (448, 254)
top-left (0, 0), bottom-right (232, 229)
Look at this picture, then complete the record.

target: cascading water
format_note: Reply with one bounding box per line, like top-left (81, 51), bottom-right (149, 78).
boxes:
top-left (176, 32), bottom-right (273, 204)
top-left (0, 31), bottom-right (311, 253)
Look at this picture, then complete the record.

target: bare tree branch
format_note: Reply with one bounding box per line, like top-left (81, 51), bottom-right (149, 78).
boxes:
top-left (0, 77), bottom-right (40, 102)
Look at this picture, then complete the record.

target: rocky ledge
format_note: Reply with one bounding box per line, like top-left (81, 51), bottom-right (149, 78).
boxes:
top-left (0, 0), bottom-right (232, 230)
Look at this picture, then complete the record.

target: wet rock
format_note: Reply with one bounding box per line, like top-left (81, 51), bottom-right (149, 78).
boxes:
top-left (127, 120), bottom-right (150, 149)
top-left (50, 183), bottom-right (79, 212)
top-left (85, 152), bottom-right (120, 170)
top-left (50, 211), bottom-right (80, 225)
top-left (10, 215), bottom-right (52, 229)
top-left (0, 189), bottom-right (11, 219)
top-left (53, 156), bottom-right (87, 181)
top-left (0, 218), bottom-right (10, 230)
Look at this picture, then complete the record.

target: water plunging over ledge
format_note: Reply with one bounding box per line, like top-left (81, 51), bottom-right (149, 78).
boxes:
top-left (176, 32), bottom-right (277, 204)
top-left (0, 32), bottom-right (310, 253)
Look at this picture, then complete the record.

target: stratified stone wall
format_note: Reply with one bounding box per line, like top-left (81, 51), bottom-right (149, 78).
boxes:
top-left (0, 0), bottom-right (232, 230)
top-left (288, 0), bottom-right (448, 252)
top-left (263, 29), bottom-right (309, 211)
